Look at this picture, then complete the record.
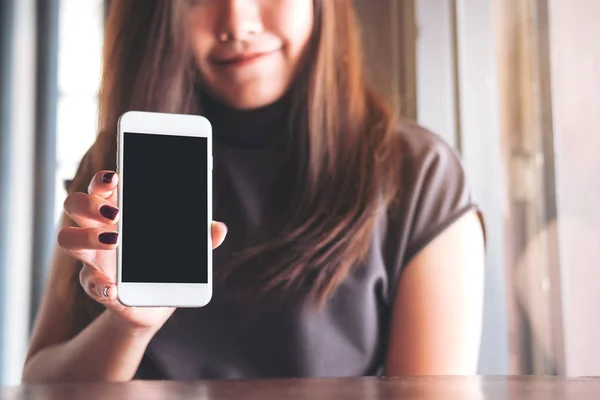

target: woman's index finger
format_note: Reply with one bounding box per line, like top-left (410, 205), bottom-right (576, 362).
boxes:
top-left (88, 171), bottom-right (119, 203)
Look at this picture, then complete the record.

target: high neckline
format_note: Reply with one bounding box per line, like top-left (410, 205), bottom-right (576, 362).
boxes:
top-left (200, 91), bottom-right (292, 149)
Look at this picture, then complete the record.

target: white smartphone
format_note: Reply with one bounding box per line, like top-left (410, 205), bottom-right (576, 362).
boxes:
top-left (116, 111), bottom-right (213, 307)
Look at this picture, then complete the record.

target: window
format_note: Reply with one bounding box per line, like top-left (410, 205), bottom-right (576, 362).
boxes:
top-left (54, 0), bottom-right (104, 222)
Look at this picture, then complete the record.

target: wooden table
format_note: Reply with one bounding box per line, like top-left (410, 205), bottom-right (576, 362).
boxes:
top-left (3, 376), bottom-right (600, 399)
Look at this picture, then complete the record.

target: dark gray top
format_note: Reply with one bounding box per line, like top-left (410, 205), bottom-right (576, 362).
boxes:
top-left (133, 99), bottom-right (482, 380)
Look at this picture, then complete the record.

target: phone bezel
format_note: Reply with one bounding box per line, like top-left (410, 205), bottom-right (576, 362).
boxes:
top-left (116, 111), bottom-right (213, 307)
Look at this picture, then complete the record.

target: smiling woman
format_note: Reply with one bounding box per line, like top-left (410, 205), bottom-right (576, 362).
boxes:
top-left (23, 0), bottom-right (485, 383)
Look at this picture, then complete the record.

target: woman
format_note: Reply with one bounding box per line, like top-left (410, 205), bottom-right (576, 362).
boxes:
top-left (23, 0), bottom-right (485, 382)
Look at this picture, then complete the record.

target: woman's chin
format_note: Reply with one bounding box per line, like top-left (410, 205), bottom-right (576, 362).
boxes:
top-left (212, 85), bottom-right (288, 111)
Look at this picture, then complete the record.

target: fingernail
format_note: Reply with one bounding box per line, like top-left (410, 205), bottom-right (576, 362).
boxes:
top-left (103, 285), bottom-right (110, 298)
top-left (99, 232), bottom-right (119, 244)
top-left (101, 172), bottom-right (115, 184)
top-left (220, 222), bottom-right (228, 234)
top-left (100, 205), bottom-right (119, 220)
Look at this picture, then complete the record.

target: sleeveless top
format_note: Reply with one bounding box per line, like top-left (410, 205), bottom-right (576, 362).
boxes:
top-left (132, 95), bottom-right (482, 380)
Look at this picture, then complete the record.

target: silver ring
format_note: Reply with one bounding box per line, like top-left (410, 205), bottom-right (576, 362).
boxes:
top-left (219, 32), bottom-right (233, 42)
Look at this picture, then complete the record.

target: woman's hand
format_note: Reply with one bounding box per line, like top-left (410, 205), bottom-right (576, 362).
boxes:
top-left (57, 170), bottom-right (227, 335)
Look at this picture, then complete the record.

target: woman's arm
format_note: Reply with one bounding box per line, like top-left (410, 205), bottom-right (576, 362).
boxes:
top-left (22, 214), bottom-right (156, 383)
top-left (385, 210), bottom-right (485, 376)
top-left (23, 308), bottom-right (156, 383)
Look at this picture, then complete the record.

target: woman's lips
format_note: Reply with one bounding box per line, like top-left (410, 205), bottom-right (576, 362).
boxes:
top-left (212, 50), bottom-right (278, 68)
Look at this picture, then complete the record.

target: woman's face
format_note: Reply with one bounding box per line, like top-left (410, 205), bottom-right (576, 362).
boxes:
top-left (189, 0), bottom-right (314, 109)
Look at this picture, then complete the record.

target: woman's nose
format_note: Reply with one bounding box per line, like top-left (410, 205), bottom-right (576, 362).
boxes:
top-left (217, 0), bottom-right (264, 41)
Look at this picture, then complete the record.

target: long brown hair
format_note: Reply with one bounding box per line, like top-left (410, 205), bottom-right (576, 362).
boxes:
top-left (68, 0), bottom-right (400, 330)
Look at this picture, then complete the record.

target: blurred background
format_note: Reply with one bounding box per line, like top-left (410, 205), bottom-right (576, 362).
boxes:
top-left (0, 0), bottom-right (598, 386)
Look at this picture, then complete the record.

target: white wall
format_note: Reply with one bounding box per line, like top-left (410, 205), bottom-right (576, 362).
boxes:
top-left (415, 0), bottom-right (458, 148)
top-left (548, 0), bottom-right (600, 377)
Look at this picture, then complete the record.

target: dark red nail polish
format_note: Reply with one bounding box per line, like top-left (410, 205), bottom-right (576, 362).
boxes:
top-left (100, 205), bottom-right (119, 220)
top-left (99, 232), bottom-right (119, 245)
top-left (101, 172), bottom-right (115, 184)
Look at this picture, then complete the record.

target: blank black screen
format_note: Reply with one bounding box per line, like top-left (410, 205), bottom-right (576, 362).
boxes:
top-left (122, 132), bottom-right (208, 283)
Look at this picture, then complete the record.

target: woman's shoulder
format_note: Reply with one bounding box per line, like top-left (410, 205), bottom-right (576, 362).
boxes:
top-left (393, 121), bottom-right (464, 175)
top-left (389, 120), bottom-right (470, 198)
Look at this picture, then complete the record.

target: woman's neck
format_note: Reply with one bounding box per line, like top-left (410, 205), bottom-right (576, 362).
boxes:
top-left (200, 92), bottom-right (292, 149)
